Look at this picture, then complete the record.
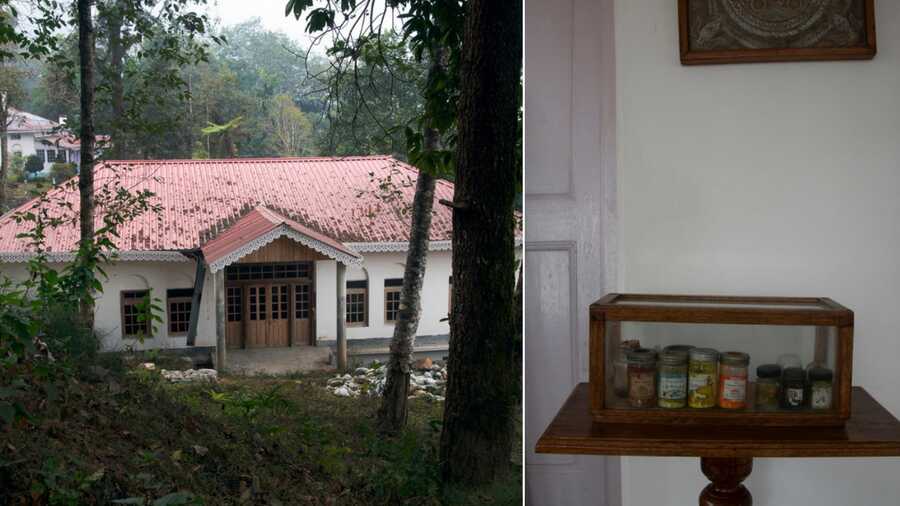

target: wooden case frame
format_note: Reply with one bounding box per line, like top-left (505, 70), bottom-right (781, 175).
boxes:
top-left (678, 0), bottom-right (877, 65)
top-left (590, 293), bottom-right (854, 427)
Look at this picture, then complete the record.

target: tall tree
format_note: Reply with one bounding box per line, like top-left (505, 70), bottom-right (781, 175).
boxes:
top-left (439, 0), bottom-right (522, 484)
top-left (0, 7), bottom-right (24, 211)
top-left (286, 0), bottom-right (460, 435)
top-left (76, 0), bottom-right (97, 326)
top-left (377, 60), bottom-right (439, 433)
top-left (267, 94), bottom-right (312, 156)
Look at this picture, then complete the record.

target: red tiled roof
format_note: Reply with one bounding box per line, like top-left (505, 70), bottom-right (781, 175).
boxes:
top-left (0, 156), bottom-right (455, 256)
top-left (202, 206), bottom-right (361, 269)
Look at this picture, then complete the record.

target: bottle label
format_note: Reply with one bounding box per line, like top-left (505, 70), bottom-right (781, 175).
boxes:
top-left (629, 372), bottom-right (655, 400)
top-left (786, 387), bottom-right (804, 406)
top-left (659, 376), bottom-right (686, 400)
top-left (811, 386), bottom-right (832, 409)
top-left (721, 377), bottom-right (747, 401)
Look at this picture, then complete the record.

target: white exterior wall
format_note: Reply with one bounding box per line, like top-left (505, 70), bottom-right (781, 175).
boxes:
top-left (616, 1), bottom-right (900, 505)
top-left (0, 248), bottom-right (454, 351)
top-left (0, 259), bottom-right (212, 351)
top-left (315, 250), bottom-right (453, 342)
top-left (3, 132), bottom-right (80, 174)
top-left (7, 132), bottom-right (37, 160)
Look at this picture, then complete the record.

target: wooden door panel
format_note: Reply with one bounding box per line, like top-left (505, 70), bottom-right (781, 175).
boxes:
top-left (270, 284), bottom-right (290, 347)
top-left (225, 286), bottom-right (243, 349)
top-left (246, 285), bottom-right (269, 348)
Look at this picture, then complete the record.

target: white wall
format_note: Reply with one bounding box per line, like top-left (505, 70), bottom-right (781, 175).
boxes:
top-left (617, 1), bottom-right (900, 505)
top-left (0, 259), bottom-right (213, 350)
top-left (0, 249), bottom-right (453, 352)
top-left (315, 250), bottom-right (453, 341)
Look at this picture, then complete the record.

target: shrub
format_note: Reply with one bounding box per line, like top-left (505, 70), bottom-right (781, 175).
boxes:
top-left (24, 154), bottom-right (44, 178)
top-left (7, 152), bottom-right (25, 182)
top-left (50, 162), bottom-right (77, 184)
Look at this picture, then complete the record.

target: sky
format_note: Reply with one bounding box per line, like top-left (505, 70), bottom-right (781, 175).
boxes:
top-left (208, 0), bottom-right (311, 44)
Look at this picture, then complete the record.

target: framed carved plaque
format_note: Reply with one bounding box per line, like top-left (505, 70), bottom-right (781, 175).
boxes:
top-left (679, 0), bottom-right (876, 65)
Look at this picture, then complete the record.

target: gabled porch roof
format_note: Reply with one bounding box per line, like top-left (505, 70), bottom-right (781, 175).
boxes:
top-left (201, 206), bottom-right (362, 272)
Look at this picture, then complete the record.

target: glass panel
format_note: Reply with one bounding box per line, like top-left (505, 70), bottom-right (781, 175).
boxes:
top-left (258, 287), bottom-right (267, 320)
top-left (227, 287), bottom-right (242, 322)
top-left (294, 284), bottom-right (310, 319)
top-left (249, 287), bottom-right (258, 321)
top-left (605, 320), bottom-right (839, 413)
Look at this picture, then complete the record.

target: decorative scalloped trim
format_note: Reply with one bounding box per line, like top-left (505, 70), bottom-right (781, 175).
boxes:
top-left (346, 237), bottom-right (522, 253)
top-left (345, 240), bottom-right (452, 253)
top-left (0, 250), bottom-right (190, 263)
top-left (207, 224), bottom-right (362, 273)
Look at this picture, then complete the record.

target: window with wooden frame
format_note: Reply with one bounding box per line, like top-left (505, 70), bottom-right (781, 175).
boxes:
top-left (121, 290), bottom-right (150, 338)
top-left (225, 262), bottom-right (311, 281)
top-left (166, 288), bottom-right (193, 337)
top-left (346, 280), bottom-right (368, 327)
top-left (384, 278), bottom-right (403, 323)
top-left (271, 285), bottom-right (289, 320)
top-left (226, 286), bottom-right (242, 322)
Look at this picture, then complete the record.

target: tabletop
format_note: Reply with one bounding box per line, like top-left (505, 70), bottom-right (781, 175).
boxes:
top-left (536, 384), bottom-right (900, 458)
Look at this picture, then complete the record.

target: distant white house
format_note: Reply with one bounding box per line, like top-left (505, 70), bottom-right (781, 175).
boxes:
top-left (1, 108), bottom-right (107, 175)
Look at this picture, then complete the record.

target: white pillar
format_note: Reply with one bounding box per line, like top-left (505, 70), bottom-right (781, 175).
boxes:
top-left (215, 269), bottom-right (226, 371)
top-left (336, 262), bottom-right (347, 369)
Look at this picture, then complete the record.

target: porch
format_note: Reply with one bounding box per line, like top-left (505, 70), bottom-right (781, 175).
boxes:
top-left (225, 345), bottom-right (332, 375)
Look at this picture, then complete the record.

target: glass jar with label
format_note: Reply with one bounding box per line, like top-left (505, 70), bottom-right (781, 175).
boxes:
top-left (688, 348), bottom-right (718, 409)
top-left (808, 367), bottom-right (833, 410)
top-left (754, 364), bottom-right (782, 411)
top-left (718, 351), bottom-right (750, 409)
top-left (658, 350), bottom-right (688, 409)
top-left (782, 367), bottom-right (806, 410)
top-left (613, 340), bottom-right (641, 398)
top-left (627, 348), bottom-right (657, 408)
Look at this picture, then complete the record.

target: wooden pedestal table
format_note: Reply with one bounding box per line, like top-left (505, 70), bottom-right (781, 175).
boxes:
top-left (536, 384), bottom-right (900, 505)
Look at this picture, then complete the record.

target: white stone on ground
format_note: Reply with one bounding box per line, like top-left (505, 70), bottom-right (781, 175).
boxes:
top-left (324, 360), bottom-right (447, 401)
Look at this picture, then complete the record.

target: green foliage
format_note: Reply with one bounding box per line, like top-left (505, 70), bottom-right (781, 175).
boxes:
top-left (287, 0), bottom-right (465, 174)
top-left (49, 162), bottom-right (76, 184)
top-left (23, 154), bottom-right (43, 175)
top-left (7, 151), bottom-right (24, 182)
top-left (208, 384), bottom-right (292, 423)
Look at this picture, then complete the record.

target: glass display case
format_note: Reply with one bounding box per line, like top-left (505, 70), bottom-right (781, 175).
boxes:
top-left (589, 294), bottom-right (854, 427)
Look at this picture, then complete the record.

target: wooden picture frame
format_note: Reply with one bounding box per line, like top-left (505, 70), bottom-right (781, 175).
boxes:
top-left (678, 0), bottom-right (877, 65)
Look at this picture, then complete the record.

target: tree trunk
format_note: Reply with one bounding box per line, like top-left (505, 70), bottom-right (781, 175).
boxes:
top-left (439, 0), bottom-right (522, 485)
top-left (0, 93), bottom-right (8, 212)
top-left (107, 0), bottom-right (126, 159)
top-left (77, 0), bottom-right (97, 327)
top-left (376, 136), bottom-right (437, 435)
top-left (376, 47), bottom-right (444, 435)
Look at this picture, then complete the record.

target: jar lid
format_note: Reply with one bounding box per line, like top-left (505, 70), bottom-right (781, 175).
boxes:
top-left (663, 344), bottom-right (695, 354)
top-left (689, 347), bottom-right (718, 362)
top-left (720, 351), bottom-right (750, 367)
top-left (783, 367), bottom-right (805, 381)
top-left (757, 364), bottom-right (782, 378)
top-left (627, 348), bottom-right (657, 365)
top-left (659, 350), bottom-right (688, 365)
top-left (808, 367), bottom-right (833, 382)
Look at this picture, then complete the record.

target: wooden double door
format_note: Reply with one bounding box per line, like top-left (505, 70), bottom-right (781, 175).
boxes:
top-left (225, 281), bottom-right (314, 349)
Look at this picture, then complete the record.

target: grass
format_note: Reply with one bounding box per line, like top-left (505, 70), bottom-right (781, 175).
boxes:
top-left (0, 359), bottom-right (522, 505)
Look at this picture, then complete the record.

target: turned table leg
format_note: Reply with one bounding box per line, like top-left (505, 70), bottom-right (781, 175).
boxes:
top-left (699, 457), bottom-right (753, 506)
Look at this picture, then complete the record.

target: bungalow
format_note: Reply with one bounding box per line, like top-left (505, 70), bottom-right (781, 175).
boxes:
top-left (1, 107), bottom-right (108, 175)
top-left (0, 155), bottom-right (485, 368)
